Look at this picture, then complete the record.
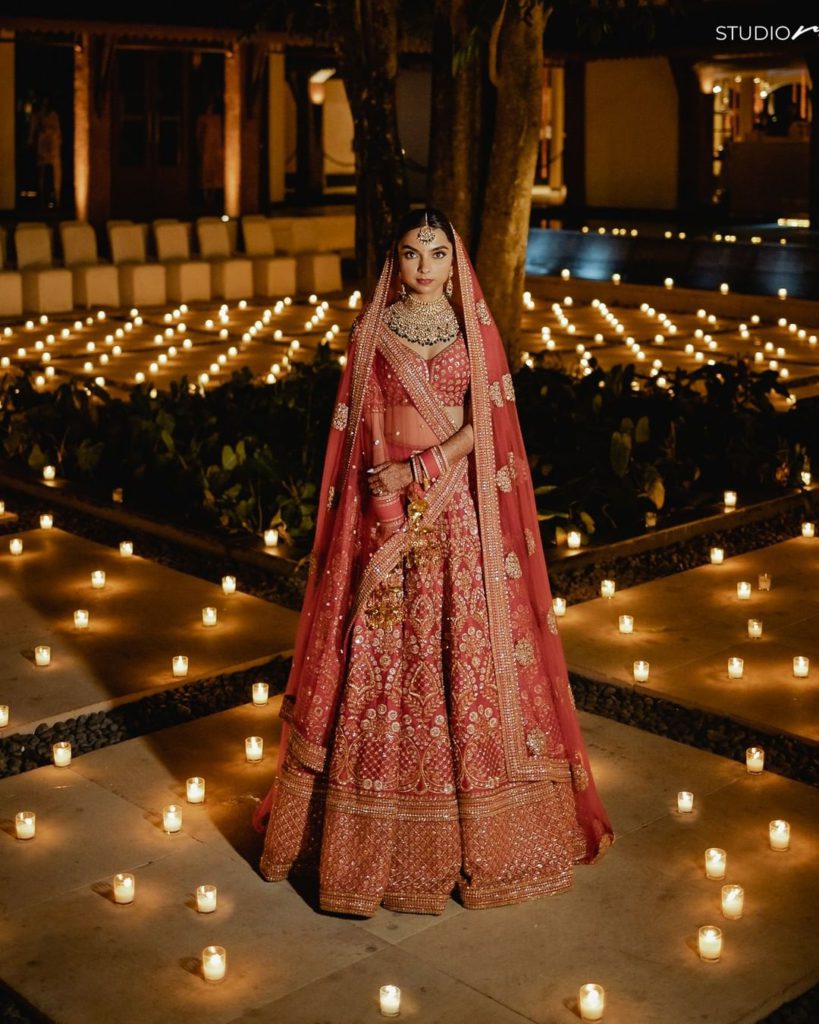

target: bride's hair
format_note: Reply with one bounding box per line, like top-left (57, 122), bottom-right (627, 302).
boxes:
top-left (393, 207), bottom-right (455, 250)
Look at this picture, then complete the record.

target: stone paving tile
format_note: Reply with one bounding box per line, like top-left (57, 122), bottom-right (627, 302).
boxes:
top-left (0, 528), bottom-right (298, 731)
top-left (1, 705), bottom-right (817, 1023)
top-left (559, 536), bottom-right (819, 742)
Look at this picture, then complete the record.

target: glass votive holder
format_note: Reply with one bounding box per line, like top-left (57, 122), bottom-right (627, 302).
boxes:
top-left (578, 982), bottom-right (605, 1022)
top-left (793, 656), bottom-right (810, 678)
top-left (196, 884), bottom-right (217, 913)
top-left (15, 811), bottom-right (36, 839)
top-left (119, 541), bottom-right (134, 557)
top-left (721, 884), bottom-right (744, 920)
top-left (709, 547), bottom-right (725, 565)
top-left (705, 847), bottom-right (727, 880)
top-left (698, 925), bottom-right (723, 962)
top-left (113, 873), bottom-right (135, 905)
top-left (600, 579), bottom-right (615, 599)
top-left (172, 655), bottom-right (189, 678)
top-left (727, 657), bottom-right (744, 679)
top-left (74, 608), bottom-right (90, 630)
top-left (39, 513), bottom-right (53, 530)
top-left (567, 530), bottom-right (582, 549)
top-left (736, 581), bottom-right (751, 600)
top-left (747, 619), bottom-right (762, 639)
top-left (746, 747), bottom-right (765, 774)
top-left (633, 660), bottom-right (650, 683)
top-left (552, 597), bottom-right (567, 617)
top-left (202, 607), bottom-right (218, 627)
top-left (186, 777), bottom-right (205, 804)
top-left (802, 521), bottom-right (815, 538)
top-left (0, 705), bottom-right (9, 728)
top-left (163, 805), bottom-right (182, 833)
top-left (252, 682), bottom-right (269, 706)
top-left (9, 537), bottom-right (23, 556)
top-left (618, 614), bottom-right (634, 634)
top-left (201, 946), bottom-right (226, 982)
top-left (758, 573), bottom-right (771, 591)
top-left (91, 570), bottom-right (106, 589)
top-left (769, 819), bottom-right (790, 851)
top-left (379, 985), bottom-right (401, 1017)
top-left (264, 528), bottom-right (279, 548)
top-left (43, 465), bottom-right (56, 481)
top-left (723, 490), bottom-right (737, 510)
top-left (34, 645), bottom-right (51, 667)
top-left (221, 575), bottom-right (237, 595)
top-left (645, 511), bottom-right (657, 528)
top-left (677, 791), bottom-right (694, 814)
top-left (52, 741), bottom-right (71, 767)
top-left (245, 736), bottom-right (264, 763)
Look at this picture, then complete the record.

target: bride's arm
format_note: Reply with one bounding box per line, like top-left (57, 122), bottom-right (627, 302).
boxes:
top-left (439, 395), bottom-right (474, 465)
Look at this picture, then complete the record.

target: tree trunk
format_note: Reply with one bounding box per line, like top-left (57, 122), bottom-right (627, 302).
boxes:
top-left (476, 2), bottom-right (547, 362)
top-left (427, 0), bottom-right (487, 251)
top-left (328, 0), bottom-right (410, 287)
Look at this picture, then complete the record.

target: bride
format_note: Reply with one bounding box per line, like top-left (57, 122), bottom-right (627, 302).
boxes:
top-left (253, 207), bottom-right (613, 916)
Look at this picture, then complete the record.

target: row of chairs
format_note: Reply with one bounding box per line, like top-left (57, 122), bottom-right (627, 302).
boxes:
top-left (0, 216), bottom-right (346, 316)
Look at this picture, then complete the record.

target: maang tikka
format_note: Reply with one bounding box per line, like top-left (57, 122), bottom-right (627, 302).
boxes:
top-left (416, 210), bottom-right (436, 247)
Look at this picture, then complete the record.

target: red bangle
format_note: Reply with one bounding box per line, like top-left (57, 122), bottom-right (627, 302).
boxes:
top-left (372, 492), bottom-right (404, 521)
top-left (419, 448), bottom-right (440, 482)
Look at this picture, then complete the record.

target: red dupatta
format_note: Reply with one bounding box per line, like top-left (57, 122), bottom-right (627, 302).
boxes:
top-left (254, 230), bottom-right (613, 863)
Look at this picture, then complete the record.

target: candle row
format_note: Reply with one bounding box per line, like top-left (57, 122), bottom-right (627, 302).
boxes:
top-left (629, 656), bottom-right (810, 684)
top-left (110, 873), bottom-right (218, 914)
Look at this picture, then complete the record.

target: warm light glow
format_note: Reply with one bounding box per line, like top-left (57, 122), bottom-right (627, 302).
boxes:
top-left (677, 791), bottom-right (693, 813)
top-left (163, 805), bottom-right (182, 833)
top-left (252, 682), bottom-right (269, 706)
top-left (222, 575), bottom-right (237, 595)
top-left (15, 811), bottom-right (36, 840)
top-left (705, 847), bottom-right (726, 880)
top-left (769, 819), bottom-right (790, 851)
top-left (578, 983), bottom-right (605, 1022)
top-left (746, 746), bottom-right (764, 773)
top-left (710, 547), bottom-right (724, 565)
top-left (245, 736), bottom-right (264, 762)
top-left (721, 884), bottom-right (744, 920)
top-left (34, 645), bottom-right (51, 667)
top-left (698, 925), bottom-right (722, 962)
top-left (633, 660), bottom-right (650, 683)
top-left (196, 884), bottom-right (217, 914)
top-left (618, 615), bottom-right (633, 634)
top-left (186, 777), bottom-right (206, 804)
top-left (379, 986), bottom-right (401, 1017)
top-left (202, 946), bottom-right (227, 982)
top-left (52, 741), bottom-right (71, 767)
top-left (113, 873), bottom-right (135, 905)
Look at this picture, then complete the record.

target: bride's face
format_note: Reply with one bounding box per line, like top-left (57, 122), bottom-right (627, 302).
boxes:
top-left (396, 227), bottom-right (453, 302)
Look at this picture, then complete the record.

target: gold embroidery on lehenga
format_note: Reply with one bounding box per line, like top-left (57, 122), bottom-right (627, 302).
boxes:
top-left (508, 451), bottom-right (517, 479)
top-left (332, 402), bottom-right (349, 430)
top-left (526, 728), bottom-right (547, 756)
top-left (501, 372), bottom-right (515, 402)
top-left (570, 758), bottom-right (590, 792)
top-left (547, 607), bottom-right (559, 635)
top-left (475, 298), bottom-right (492, 324)
top-left (326, 484), bottom-right (336, 510)
top-left (524, 528), bottom-right (536, 555)
top-left (504, 552), bottom-right (522, 579)
top-left (489, 380), bottom-right (504, 407)
top-left (496, 465), bottom-right (512, 492)
top-left (514, 636), bottom-right (535, 666)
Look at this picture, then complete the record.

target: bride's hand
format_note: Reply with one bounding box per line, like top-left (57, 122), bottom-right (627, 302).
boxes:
top-left (367, 460), bottom-right (413, 495)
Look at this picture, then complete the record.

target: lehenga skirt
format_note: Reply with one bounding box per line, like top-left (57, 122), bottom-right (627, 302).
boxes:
top-left (260, 461), bottom-right (584, 916)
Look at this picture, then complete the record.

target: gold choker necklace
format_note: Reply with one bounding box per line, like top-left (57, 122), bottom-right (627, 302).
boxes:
top-left (385, 292), bottom-right (460, 346)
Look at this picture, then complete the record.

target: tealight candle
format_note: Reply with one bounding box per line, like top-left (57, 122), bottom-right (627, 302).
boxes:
top-left (645, 511), bottom-right (657, 528)
top-left (552, 597), bottom-right (567, 617)
top-left (9, 538), bottom-right (23, 555)
top-left (793, 656), bottom-right (810, 678)
top-left (578, 983), bottom-right (605, 1022)
top-left (723, 490), bottom-right (737, 510)
top-left (721, 884), bottom-right (744, 920)
top-left (0, 501), bottom-right (5, 515)
top-left (802, 522), bottom-right (815, 538)
top-left (698, 925), bottom-right (723, 962)
top-left (15, 811), bottom-right (36, 840)
top-left (709, 547), bottom-right (724, 564)
top-left (252, 682), bottom-right (269, 706)
top-left (112, 487), bottom-right (123, 503)
top-left (758, 573), bottom-right (771, 591)
top-left (91, 570), bottom-right (106, 589)
top-left (747, 619), bottom-right (762, 639)
top-left (245, 736), bottom-right (264, 762)
top-left (727, 657), bottom-right (744, 679)
top-left (52, 741), bottom-right (71, 767)
top-left (202, 946), bottom-right (226, 983)
top-left (379, 985), bottom-right (401, 1017)
top-left (0, 705), bottom-right (8, 727)
top-left (202, 607), bottom-right (217, 627)
top-left (34, 645), bottom-right (51, 667)
top-left (163, 805), bottom-right (182, 833)
top-left (600, 579), bottom-right (615, 599)
top-left (39, 513), bottom-right (53, 530)
top-left (43, 465), bottom-right (56, 481)
top-left (196, 884), bottom-right (217, 913)
top-left (119, 541), bottom-right (133, 557)
top-left (186, 777), bottom-right (206, 804)
top-left (769, 819), bottom-right (790, 851)
top-left (264, 528), bottom-right (279, 547)
top-left (746, 747), bottom-right (765, 773)
top-left (705, 848), bottom-right (727, 879)
top-left (618, 614), bottom-right (634, 634)
top-left (221, 575), bottom-right (236, 595)
top-left (677, 791), bottom-right (694, 813)
top-left (567, 530), bottom-right (582, 549)
top-left (172, 655), bottom-right (189, 678)
top-left (633, 660), bottom-right (650, 683)
top-left (74, 609), bottom-right (89, 629)
top-left (736, 581), bottom-right (751, 600)
top-left (113, 873), bottom-right (135, 905)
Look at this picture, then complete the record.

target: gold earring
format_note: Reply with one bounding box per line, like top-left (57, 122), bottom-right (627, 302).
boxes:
top-left (399, 281), bottom-right (407, 298)
top-left (445, 269), bottom-right (453, 298)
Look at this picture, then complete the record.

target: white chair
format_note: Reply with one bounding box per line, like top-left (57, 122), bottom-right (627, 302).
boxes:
top-left (108, 222), bottom-right (166, 307)
top-left (154, 220), bottom-right (211, 303)
top-left (59, 221), bottom-right (120, 309)
top-left (240, 216), bottom-right (297, 297)
top-left (0, 229), bottom-right (23, 318)
top-left (196, 217), bottom-right (253, 300)
top-left (15, 223), bottom-right (73, 313)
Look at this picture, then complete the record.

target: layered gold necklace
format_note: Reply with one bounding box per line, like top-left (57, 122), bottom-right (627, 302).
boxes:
top-left (385, 291), bottom-right (460, 347)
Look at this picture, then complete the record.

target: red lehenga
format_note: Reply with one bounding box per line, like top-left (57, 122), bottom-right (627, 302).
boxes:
top-left (253, 230), bottom-right (614, 915)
